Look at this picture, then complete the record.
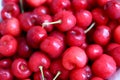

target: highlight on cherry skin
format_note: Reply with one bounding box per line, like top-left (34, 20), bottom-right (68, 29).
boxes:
top-left (0, 0), bottom-right (120, 80)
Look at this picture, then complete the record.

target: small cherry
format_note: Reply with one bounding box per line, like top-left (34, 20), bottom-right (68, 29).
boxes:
top-left (97, 0), bottom-right (111, 7)
top-left (11, 58), bottom-right (32, 79)
top-left (0, 58), bottom-right (12, 69)
top-left (0, 35), bottom-right (18, 56)
top-left (28, 51), bottom-right (51, 72)
top-left (62, 46), bottom-right (88, 70)
top-left (106, 43), bottom-right (120, 52)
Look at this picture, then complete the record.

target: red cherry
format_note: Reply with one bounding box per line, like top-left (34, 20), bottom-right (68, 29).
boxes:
top-left (75, 10), bottom-right (92, 29)
top-left (50, 0), bottom-right (71, 14)
top-left (1, 2), bottom-right (20, 20)
top-left (113, 25), bottom-right (120, 44)
top-left (66, 26), bottom-right (86, 46)
top-left (106, 43), bottom-right (120, 52)
top-left (104, 0), bottom-right (120, 19)
top-left (0, 58), bottom-right (12, 69)
top-left (11, 58), bottom-right (32, 79)
top-left (26, 0), bottom-right (46, 7)
top-left (107, 20), bottom-right (118, 31)
top-left (50, 59), bottom-right (69, 80)
top-left (92, 54), bottom-right (116, 79)
top-left (0, 17), bottom-right (21, 37)
top-left (40, 36), bottom-right (65, 58)
top-left (92, 8), bottom-right (108, 25)
top-left (2, 0), bottom-right (19, 5)
top-left (28, 52), bottom-right (51, 72)
top-left (90, 77), bottom-right (104, 80)
top-left (97, 0), bottom-right (111, 6)
top-left (86, 44), bottom-right (103, 61)
top-left (70, 66), bottom-right (92, 80)
top-left (93, 25), bottom-right (111, 46)
top-left (0, 35), bottom-right (17, 56)
top-left (62, 46), bottom-right (88, 70)
top-left (72, 0), bottom-right (88, 11)
top-left (53, 10), bottom-right (76, 32)
top-left (0, 68), bottom-right (13, 80)
top-left (27, 26), bottom-right (47, 48)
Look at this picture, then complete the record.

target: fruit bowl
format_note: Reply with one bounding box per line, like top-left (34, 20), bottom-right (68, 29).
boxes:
top-left (0, 0), bottom-right (120, 80)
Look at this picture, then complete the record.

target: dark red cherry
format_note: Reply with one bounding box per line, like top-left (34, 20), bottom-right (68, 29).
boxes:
top-left (0, 58), bottom-right (12, 69)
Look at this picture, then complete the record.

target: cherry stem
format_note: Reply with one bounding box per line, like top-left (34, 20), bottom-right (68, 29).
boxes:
top-left (53, 71), bottom-right (61, 80)
top-left (39, 66), bottom-right (45, 80)
top-left (20, 0), bottom-right (24, 13)
top-left (42, 20), bottom-right (62, 27)
top-left (84, 22), bottom-right (95, 34)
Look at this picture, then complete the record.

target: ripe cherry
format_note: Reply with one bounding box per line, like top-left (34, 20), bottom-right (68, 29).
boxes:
top-left (97, 0), bottom-right (111, 7)
top-left (75, 9), bottom-right (92, 29)
top-left (28, 51), bottom-right (51, 72)
top-left (86, 44), bottom-right (103, 61)
top-left (70, 66), bottom-right (92, 80)
top-left (92, 54), bottom-right (116, 79)
top-left (40, 36), bottom-right (65, 58)
top-left (90, 77), bottom-right (104, 80)
top-left (106, 43), bottom-right (120, 52)
top-left (62, 46), bottom-right (88, 70)
top-left (0, 58), bottom-right (12, 69)
top-left (0, 35), bottom-right (18, 56)
top-left (27, 26), bottom-right (47, 48)
top-left (11, 58), bottom-right (32, 79)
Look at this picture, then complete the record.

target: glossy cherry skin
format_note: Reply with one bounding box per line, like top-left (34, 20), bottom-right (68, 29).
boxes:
top-left (86, 44), bottom-right (103, 61)
top-left (97, 0), bottom-right (111, 6)
top-left (93, 25), bottom-right (111, 46)
top-left (0, 58), bottom-right (12, 69)
top-left (72, 0), bottom-right (88, 11)
top-left (50, 59), bottom-right (69, 80)
top-left (75, 10), bottom-right (92, 29)
top-left (104, 0), bottom-right (120, 19)
top-left (26, 0), bottom-right (46, 7)
top-left (106, 43), bottom-right (120, 52)
top-left (0, 68), bottom-right (13, 80)
top-left (19, 12), bottom-right (38, 32)
top-left (92, 8), bottom-right (108, 25)
top-left (113, 25), bottom-right (120, 44)
top-left (0, 17), bottom-right (21, 37)
top-left (34, 69), bottom-right (53, 80)
top-left (90, 77), bottom-right (104, 80)
top-left (62, 46), bottom-right (88, 70)
top-left (27, 26), bottom-right (47, 48)
top-left (28, 52), bottom-right (51, 72)
top-left (0, 35), bottom-right (18, 56)
top-left (40, 36), bottom-right (65, 58)
top-left (70, 66), bottom-right (92, 80)
top-left (11, 58), bottom-right (32, 79)
top-left (1, 2), bottom-right (20, 20)
top-left (92, 54), bottom-right (116, 79)
top-left (50, 0), bottom-right (71, 14)
top-left (17, 37), bottom-right (32, 58)
top-left (54, 10), bottom-right (76, 32)
top-left (66, 26), bottom-right (86, 46)
top-left (108, 46), bottom-right (120, 67)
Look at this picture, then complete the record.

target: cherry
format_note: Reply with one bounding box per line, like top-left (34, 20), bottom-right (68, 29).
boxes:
top-left (17, 37), bottom-right (32, 58)
top-left (90, 77), bottom-right (104, 80)
top-left (40, 36), bottom-right (65, 58)
top-left (11, 58), bottom-right (32, 79)
top-left (0, 17), bottom-right (21, 37)
top-left (66, 26), bottom-right (86, 46)
top-left (33, 69), bottom-right (53, 80)
top-left (72, 0), bottom-right (88, 11)
top-left (62, 46), bottom-right (88, 70)
top-left (75, 9), bottom-right (92, 29)
top-left (28, 51), bottom-right (51, 72)
top-left (92, 8), bottom-right (108, 25)
top-left (104, 0), bottom-right (120, 19)
top-left (108, 46), bottom-right (120, 67)
top-left (70, 66), bottom-right (92, 80)
top-left (107, 20), bottom-right (118, 31)
top-left (0, 35), bottom-right (18, 56)
top-left (92, 54), bottom-right (116, 79)
top-left (1, 2), bottom-right (20, 20)
top-left (53, 10), bottom-right (76, 32)
top-left (0, 58), bottom-right (12, 69)
top-left (50, 59), bottom-right (69, 80)
top-left (50, 0), bottom-right (71, 14)
top-left (106, 43), bottom-right (120, 52)
top-left (86, 44), bottom-right (103, 61)
top-left (2, 0), bottom-right (19, 5)
top-left (113, 25), bottom-right (120, 44)
top-left (0, 68), bottom-right (13, 80)
top-left (93, 25), bottom-right (111, 46)
top-left (97, 0), bottom-right (111, 7)
top-left (26, 0), bottom-right (46, 7)
top-left (27, 26), bottom-right (47, 48)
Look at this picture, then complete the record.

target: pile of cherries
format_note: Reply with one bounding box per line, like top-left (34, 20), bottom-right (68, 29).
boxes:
top-left (0, 0), bottom-right (120, 80)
